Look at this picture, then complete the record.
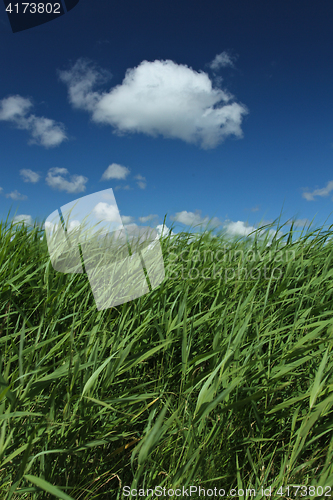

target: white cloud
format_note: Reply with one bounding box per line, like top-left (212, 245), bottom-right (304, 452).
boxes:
top-left (44, 221), bottom-right (58, 233)
top-left (209, 51), bottom-right (236, 71)
top-left (0, 95), bottom-right (67, 148)
top-left (12, 214), bottom-right (33, 225)
top-left (6, 190), bottom-right (27, 200)
top-left (101, 163), bottom-right (130, 181)
top-left (170, 210), bottom-right (221, 229)
top-left (92, 202), bottom-right (122, 222)
top-left (134, 174), bottom-right (146, 189)
top-left (139, 214), bottom-right (158, 223)
top-left (20, 168), bottom-right (41, 183)
top-left (27, 116), bottom-right (67, 148)
top-left (223, 220), bottom-right (255, 237)
top-left (67, 220), bottom-right (81, 232)
top-left (155, 224), bottom-right (176, 239)
top-left (59, 58), bottom-right (248, 149)
top-left (222, 219), bottom-right (284, 245)
top-left (10, 214), bottom-right (34, 241)
top-left (170, 210), bottom-right (284, 244)
top-left (302, 180), bottom-right (333, 201)
top-left (57, 58), bottom-right (112, 111)
top-left (45, 167), bottom-right (88, 193)
top-left (121, 215), bottom-right (135, 224)
top-left (0, 95), bottom-right (32, 120)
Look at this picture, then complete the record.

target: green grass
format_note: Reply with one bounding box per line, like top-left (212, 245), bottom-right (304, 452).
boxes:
top-left (1, 209), bottom-right (333, 499)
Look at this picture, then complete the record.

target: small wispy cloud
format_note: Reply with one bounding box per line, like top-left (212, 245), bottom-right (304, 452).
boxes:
top-left (95, 39), bottom-right (110, 46)
top-left (0, 95), bottom-right (68, 148)
top-left (208, 51), bottom-right (236, 71)
top-left (101, 163), bottom-right (130, 181)
top-left (45, 167), bottom-right (88, 193)
top-left (139, 214), bottom-right (158, 223)
top-left (250, 205), bottom-right (260, 212)
top-left (302, 180), bottom-right (333, 201)
top-left (19, 168), bottom-right (41, 183)
top-left (57, 58), bottom-right (112, 112)
top-left (134, 174), bottom-right (146, 189)
top-left (6, 190), bottom-right (28, 200)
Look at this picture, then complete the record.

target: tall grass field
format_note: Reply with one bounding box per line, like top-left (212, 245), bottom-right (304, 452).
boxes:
top-left (1, 210), bottom-right (333, 499)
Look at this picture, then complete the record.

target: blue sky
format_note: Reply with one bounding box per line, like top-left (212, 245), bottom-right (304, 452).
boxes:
top-left (1, 0), bottom-right (333, 245)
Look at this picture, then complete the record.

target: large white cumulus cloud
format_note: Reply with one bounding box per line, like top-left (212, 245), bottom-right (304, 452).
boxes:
top-left (59, 58), bottom-right (248, 149)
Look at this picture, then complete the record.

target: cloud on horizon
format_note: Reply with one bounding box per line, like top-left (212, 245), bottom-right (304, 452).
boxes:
top-left (170, 209), bottom-right (287, 243)
top-left (58, 58), bottom-right (248, 149)
top-left (171, 210), bottom-right (221, 229)
top-left (12, 214), bottom-right (33, 225)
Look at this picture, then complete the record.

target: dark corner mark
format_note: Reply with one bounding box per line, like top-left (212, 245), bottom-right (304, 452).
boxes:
top-left (3, 0), bottom-right (80, 33)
